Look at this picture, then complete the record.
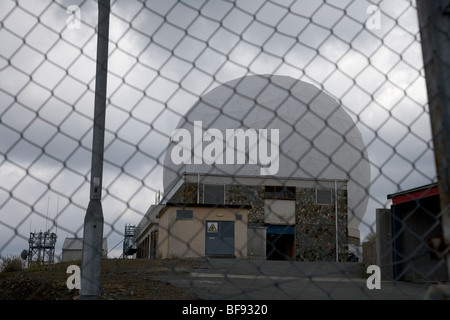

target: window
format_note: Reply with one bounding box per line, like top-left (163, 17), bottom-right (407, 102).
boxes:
top-left (264, 186), bottom-right (296, 200)
top-left (316, 189), bottom-right (333, 205)
top-left (176, 210), bottom-right (193, 220)
top-left (204, 184), bottom-right (225, 204)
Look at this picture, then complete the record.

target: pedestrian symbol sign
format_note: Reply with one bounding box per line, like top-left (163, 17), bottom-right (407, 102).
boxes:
top-left (207, 222), bottom-right (218, 233)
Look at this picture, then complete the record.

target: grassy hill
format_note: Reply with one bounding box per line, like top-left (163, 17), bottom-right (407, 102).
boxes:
top-left (0, 258), bottom-right (201, 300)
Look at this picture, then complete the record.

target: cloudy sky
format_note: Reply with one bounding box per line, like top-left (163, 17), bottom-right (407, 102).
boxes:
top-left (0, 0), bottom-right (435, 259)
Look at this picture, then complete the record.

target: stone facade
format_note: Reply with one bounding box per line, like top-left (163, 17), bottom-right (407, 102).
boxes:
top-left (168, 176), bottom-right (348, 262)
top-left (295, 188), bottom-right (348, 261)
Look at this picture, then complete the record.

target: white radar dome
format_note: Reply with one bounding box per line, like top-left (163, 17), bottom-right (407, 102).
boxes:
top-left (163, 75), bottom-right (370, 240)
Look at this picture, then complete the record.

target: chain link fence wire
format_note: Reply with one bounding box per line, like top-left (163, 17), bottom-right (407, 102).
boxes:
top-left (0, 0), bottom-right (448, 300)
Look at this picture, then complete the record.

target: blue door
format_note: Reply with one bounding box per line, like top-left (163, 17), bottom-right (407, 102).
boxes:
top-left (205, 221), bottom-right (234, 256)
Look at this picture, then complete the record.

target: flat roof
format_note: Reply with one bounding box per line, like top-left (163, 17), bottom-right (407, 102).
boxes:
top-left (387, 183), bottom-right (439, 205)
top-left (62, 237), bottom-right (108, 251)
top-left (157, 203), bottom-right (252, 218)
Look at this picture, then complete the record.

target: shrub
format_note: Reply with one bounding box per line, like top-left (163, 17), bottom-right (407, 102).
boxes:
top-left (0, 255), bottom-right (24, 273)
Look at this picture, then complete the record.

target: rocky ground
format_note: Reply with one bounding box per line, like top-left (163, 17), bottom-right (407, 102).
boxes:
top-left (0, 259), bottom-right (202, 300)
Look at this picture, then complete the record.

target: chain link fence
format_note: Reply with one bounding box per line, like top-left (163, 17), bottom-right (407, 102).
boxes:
top-left (0, 0), bottom-right (449, 301)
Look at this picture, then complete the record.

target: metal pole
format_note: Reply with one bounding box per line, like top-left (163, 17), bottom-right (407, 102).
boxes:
top-left (417, 0), bottom-right (450, 284)
top-left (197, 174), bottom-right (200, 203)
top-left (335, 180), bottom-right (338, 262)
top-left (80, 0), bottom-right (110, 300)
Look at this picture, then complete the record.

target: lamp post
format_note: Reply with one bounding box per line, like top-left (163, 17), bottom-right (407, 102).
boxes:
top-left (80, 0), bottom-right (110, 300)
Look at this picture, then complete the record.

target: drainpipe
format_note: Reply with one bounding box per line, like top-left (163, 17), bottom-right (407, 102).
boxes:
top-left (335, 180), bottom-right (338, 262)
top-left (197, 174), bottom-right (200, 204)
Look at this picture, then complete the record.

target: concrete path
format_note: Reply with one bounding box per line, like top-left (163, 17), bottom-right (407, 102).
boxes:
top-left (167, 259), bottom-right (432, 300)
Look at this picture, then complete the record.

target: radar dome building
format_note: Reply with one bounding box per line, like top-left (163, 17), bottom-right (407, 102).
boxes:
top-left (137, 74), bottom-right (370, 261)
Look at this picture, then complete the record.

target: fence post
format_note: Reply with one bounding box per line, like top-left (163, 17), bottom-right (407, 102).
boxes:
top-left (80, 0), bottom-right (110, 300)
top-left (416, 0), bottom-right (450, 285)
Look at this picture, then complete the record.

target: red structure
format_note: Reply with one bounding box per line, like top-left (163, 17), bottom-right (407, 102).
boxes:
top-left (385, 183), bottom-right (448, 282)
top-left (389, 184), bottom-right (439, 205)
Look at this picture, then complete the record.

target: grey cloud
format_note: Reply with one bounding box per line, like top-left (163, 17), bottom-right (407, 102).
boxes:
top-left (0, 0), bottom-right (435, 257)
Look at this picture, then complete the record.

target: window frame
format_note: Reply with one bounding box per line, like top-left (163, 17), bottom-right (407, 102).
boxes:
top-left (316, 188), bottom-right (333, 205)
top-left (176, 209), bottom-right (194, 220)
top-left (264, 186), bottom-right (296, 200)
top-left (203, 184), bottom-right (225, 204)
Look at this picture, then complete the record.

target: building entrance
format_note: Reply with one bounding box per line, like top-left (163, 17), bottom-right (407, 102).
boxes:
top-left (266, 225), bottom-right (295, 260)
top-left (205, 221), bottom-right (234, 256)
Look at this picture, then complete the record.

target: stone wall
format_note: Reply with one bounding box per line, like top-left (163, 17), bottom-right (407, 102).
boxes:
top-left (295, 188), bottom-right (348, 261)
top-left (226, 185), bottom-right (265, 225)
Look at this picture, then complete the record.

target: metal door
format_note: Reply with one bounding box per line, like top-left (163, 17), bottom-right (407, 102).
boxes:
top-left (205, 221), bottom-right (234, 255)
